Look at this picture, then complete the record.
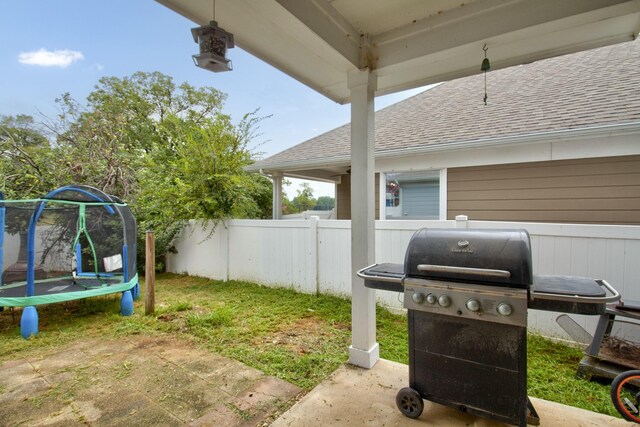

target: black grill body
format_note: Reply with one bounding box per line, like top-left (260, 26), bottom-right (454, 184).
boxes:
top-left (358, 227), bottom-right (619, 427)
top-left (409, 310), bottom-right (528, 425)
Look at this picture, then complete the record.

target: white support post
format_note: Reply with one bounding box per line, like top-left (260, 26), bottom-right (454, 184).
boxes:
top-left (348, 69), bottom-right (379, 369)
top-left (272, 172), bottom-right (283, 220)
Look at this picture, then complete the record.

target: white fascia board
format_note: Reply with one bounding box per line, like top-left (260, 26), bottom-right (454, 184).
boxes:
top-left (246, 157), bottom-right (351, 173)
top-left (375, 122), bottom-right (640, 160)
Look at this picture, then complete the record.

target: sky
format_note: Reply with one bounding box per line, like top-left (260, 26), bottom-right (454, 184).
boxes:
top-left (0, 1), bottom-right (426, 199)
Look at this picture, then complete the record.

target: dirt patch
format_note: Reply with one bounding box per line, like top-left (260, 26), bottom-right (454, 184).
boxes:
top-left (599, 336), bottom-right (640, 369)
top-left (261, 317), bottom-right (338, 355)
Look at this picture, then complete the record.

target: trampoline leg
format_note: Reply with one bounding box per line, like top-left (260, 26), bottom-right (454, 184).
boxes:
top-left (20, 306), bottom-right (38, 339)
top-left (133, 282), bottom-right (140, 300)
top-left (121, 290), bottom-right (134, 316)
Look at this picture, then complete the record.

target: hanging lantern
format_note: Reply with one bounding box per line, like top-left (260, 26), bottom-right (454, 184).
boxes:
top-left (191, 20), bottom-right (234, 72)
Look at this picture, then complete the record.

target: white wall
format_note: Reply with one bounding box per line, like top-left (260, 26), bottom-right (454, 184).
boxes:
top-left (167, 218), bottom-right (640, 342)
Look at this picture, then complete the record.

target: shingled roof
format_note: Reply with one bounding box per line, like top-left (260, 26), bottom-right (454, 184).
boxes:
top-left (249, 39), bottom-right (640, 172)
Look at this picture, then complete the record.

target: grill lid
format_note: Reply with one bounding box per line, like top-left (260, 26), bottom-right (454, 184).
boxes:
top-left (404, 228), bottom-right (533, 288)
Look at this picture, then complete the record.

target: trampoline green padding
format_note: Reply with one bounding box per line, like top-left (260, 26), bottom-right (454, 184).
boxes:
top-left (0, 185), bottom-right (139, 338)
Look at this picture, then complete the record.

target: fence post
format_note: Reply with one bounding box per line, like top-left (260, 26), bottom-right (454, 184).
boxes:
top-left (218, 221), bottom-right (231, 282)
top-left (309, 216), bottom-right (319, 294)
top-left (145, 230), bottom-right (155, 315)
top-left (455, 215), bottom-right (469, 228)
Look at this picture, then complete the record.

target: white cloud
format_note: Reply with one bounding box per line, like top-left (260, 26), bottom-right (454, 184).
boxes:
top-left (18, 48), bottom-right (84, 68)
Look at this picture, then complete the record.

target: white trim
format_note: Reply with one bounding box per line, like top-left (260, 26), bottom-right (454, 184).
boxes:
top-left (377, 122), bottom-right (640, 159)
top-left (379, 172), bottom-right (387, 220)
top-left (333, 182), bottom-right (339, 219)
top-left (380, 169), bottom-right (444, 220)
top-left (439, 169), bottom-right (448, 220)
top-left (348, 343), bottom-right (380, 369)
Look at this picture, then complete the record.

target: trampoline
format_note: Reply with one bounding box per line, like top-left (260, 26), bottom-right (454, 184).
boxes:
top-left (0, 185), bottom-right (139, 338)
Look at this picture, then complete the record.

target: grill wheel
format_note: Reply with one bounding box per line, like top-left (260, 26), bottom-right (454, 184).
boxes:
top-left (396, 387), bottom-right (424, 419)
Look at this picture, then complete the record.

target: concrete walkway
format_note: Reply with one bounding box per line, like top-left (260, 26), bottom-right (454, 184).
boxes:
top-left (272, 359), bottom-right (633, 427)
top-left (0, 336), bottom-right (301, 426)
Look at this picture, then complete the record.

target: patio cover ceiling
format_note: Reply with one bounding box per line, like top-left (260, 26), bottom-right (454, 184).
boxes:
top-left (157, 0), bottom-right (640, 370)
top-left (158, 0), bottom-right (640, 104)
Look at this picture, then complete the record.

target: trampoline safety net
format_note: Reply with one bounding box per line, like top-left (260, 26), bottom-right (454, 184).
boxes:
top-left (0, 185), bottom-right (137, 304)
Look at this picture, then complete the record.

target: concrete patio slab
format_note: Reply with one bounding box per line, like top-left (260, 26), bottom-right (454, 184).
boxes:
top-left (271, 359), bottom-right (633, 427)
top-left (0, 336), bottom-right (302, 426)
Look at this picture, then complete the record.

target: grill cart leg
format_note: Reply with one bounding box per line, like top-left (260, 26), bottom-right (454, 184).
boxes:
top-left (527, 398), bottom-right (540, 426)
top-left (396, 387), bottom-right (424, 419)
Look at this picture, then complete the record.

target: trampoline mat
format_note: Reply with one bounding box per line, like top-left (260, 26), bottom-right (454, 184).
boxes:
top-left (0, 277), bottom-right (124, 298)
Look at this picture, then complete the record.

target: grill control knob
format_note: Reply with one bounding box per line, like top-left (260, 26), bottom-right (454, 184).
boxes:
top-left (412, 292), bottom-right (425, 304)
top-left (438, 295), bottom-right (451, 307)
top-left (497, 303), bottom-right (513, 316)
top-left (466, 299), bottom-right (480, 312)
top-left (426, 293), bottom-right (437, 304)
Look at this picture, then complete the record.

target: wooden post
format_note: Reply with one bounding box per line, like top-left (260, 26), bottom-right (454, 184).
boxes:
top-left (145, 230), bottom-right (155, 315)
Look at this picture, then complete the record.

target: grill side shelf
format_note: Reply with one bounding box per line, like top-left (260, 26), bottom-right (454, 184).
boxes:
top-left (529, 277), bottom-right (620, 315)
top-left (530, 278), bottom-right (620, 304)
top-left (357, 263), bottom-right (404, 293)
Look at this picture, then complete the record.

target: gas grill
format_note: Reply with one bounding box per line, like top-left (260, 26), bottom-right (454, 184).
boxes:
top-left (358, 228), bottom-right (620, 427)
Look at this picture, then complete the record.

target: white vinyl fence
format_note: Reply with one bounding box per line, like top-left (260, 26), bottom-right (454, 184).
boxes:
top-left (167, 217), bottom-right (640, 342)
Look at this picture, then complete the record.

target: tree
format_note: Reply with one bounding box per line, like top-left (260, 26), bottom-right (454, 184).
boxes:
top-left (1, 72), bottom-right (272, 270)
top-left (282, 196), bottom-right (297, 215)
top-left (315, 196), bottom-right (335, 211)
top-left (0, 115), bottom-right (58, 199)
top-left (292, 182), bottom-right (316, 212)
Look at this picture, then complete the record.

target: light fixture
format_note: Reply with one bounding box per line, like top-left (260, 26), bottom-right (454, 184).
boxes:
top-left (191, 20), bottom-right (234, 72)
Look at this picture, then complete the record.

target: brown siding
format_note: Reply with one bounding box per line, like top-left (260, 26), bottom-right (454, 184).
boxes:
top-left (336, 173), bottom-right (380, 220)
top-left (336, 174), bottom-right (351, 220)
top-left (447, 155), bottom-right (640, 225)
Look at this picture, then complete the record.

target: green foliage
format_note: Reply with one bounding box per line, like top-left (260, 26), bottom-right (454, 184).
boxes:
top-left (314, 196), bottom-right (335, 211)
top-left (291, 182), bottom-right (316, 212)
top-left (282, 196), bottom-right (298, 215)
top-left (282, 183), bottom-right (334, 215)
top-left (0, 71), bottom-right (272, 270)
top-left (0, 115), bottom-right (59, 198)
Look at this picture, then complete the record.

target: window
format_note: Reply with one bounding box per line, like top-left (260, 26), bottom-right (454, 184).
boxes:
top-left (384, 171), bottom-right (441, 219)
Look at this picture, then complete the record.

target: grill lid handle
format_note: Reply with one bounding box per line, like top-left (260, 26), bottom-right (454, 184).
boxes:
top-left (417, 264), bottom-right (512, 278)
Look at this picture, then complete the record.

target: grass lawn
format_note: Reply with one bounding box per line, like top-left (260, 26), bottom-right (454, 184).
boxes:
top-left (0, 273), bottom-right (620, 418)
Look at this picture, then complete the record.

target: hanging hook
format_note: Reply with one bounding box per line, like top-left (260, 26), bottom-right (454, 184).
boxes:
top-left (481, 44), bottom-right (491, 105)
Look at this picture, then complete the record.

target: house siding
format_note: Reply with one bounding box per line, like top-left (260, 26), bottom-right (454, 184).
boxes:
top-left (447, 155), bottom-right (640, 225)
top-left (336, 174), bottom-right (380, 220)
